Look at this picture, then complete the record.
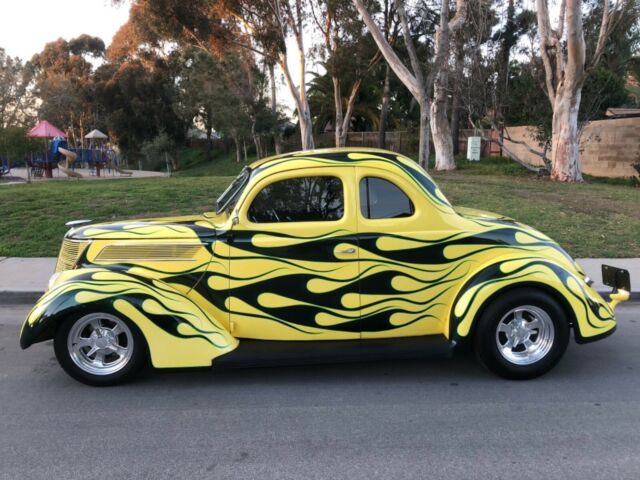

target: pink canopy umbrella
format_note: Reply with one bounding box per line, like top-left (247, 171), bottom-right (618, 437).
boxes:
top-left (27, 120), bottom-right (67, 139)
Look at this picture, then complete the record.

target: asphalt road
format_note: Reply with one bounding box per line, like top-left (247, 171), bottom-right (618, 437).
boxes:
top-left (1, 303), bottom-right (639, 480)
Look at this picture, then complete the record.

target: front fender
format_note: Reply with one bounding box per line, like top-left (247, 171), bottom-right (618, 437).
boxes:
top-left (449, 258), bottom-right (616, 343)
top-left (20, 268), bottom-right (238, 368)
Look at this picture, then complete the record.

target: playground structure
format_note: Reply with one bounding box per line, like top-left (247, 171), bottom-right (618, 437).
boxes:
top-left (21, 122), bottom-right (133, 180)
top-left (26, 144), bottom-right (133, 179)
top-left (0, 120), bottom-right (165, 184)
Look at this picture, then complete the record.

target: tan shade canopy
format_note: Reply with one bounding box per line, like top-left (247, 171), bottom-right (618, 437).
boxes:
top-left (85, 129), bottom-right (108, 139)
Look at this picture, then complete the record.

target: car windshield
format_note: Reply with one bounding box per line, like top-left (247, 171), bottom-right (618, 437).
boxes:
top-left (216, 167), bottom-right (251, 214)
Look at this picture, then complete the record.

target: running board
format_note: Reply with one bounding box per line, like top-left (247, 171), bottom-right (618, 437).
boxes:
top-left (213, 335), bottom-right (455, 369)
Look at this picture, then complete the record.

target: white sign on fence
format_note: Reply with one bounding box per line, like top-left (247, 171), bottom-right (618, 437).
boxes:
top-left (466, 136), bottom-right (482, 161)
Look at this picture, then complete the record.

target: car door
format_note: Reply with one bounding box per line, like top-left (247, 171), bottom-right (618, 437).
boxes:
top-left (356, 166), bottom-right (453, 339)
top-left (227, 166), bottom-right (361, 340)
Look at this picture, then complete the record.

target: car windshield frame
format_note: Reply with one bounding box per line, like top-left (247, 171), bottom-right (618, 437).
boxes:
top-left (216, 167), bottom-right (252, 214)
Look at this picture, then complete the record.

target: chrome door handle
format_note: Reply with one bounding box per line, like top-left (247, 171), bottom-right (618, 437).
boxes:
top-left (335, 248), bottom-right (356, 254)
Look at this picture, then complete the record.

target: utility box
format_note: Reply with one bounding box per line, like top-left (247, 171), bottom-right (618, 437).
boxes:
top-left (466, 136), bottom-right (482, 161)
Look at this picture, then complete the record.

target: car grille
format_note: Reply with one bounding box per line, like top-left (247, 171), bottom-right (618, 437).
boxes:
top-left (55, 239), bottom-right (88, 272)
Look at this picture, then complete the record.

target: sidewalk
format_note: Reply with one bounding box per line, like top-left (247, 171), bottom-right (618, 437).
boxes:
top-left (0, 257), bottom-right (638, 304)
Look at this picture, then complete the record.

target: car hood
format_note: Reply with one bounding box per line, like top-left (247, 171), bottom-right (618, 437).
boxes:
top-left (453, 206), bottom-right (516, 223)
top-left (67, 215), bottom-right (217, 241)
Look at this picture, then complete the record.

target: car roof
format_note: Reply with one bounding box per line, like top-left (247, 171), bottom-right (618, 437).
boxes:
top-left (248, 147), bottom-right (413, 171)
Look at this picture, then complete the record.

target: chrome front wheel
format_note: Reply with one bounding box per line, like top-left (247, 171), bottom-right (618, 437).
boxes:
top-left (68, 313), bottom-right (134, 376)
top-left (55, 311), bottom-right (147, 386)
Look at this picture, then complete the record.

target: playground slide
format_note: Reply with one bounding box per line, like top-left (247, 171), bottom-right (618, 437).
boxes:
top-left (57, 147), bottom-right (83, 178)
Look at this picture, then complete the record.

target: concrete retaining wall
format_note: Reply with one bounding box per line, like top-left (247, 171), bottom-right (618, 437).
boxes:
top-left (503, 117), bottom-right (640, 177)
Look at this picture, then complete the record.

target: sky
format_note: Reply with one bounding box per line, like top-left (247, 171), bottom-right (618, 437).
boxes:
top-left (0, 0), bottom-right (301, 112)
top-left (0, 0), bottom-right (131, 60)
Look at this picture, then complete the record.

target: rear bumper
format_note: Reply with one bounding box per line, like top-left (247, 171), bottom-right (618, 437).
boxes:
top-left (602, 264), bottom-right (631, 310)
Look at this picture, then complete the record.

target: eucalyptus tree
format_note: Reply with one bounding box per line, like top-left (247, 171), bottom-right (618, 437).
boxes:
top-left (536, 0), bottom-right (634, 182)
top-left (354, 0), bottom-right (466, 170)
top-left (31, 35), bottom-right (106, 145)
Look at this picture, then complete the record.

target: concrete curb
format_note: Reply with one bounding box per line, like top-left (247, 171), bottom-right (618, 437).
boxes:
top-left (1, 289), bottom-right (638, 306)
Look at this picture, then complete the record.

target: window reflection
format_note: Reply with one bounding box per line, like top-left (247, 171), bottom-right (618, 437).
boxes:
top-left (249, 176), bottom-right (344, 223)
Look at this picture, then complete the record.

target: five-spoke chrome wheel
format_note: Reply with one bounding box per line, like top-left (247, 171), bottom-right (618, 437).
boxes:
top-left (495, 305), bottom-right (555, 366)
top-left (67, 313), bottom-right (134, 376)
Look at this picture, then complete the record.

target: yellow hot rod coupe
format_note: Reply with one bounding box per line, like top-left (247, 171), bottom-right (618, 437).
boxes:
top-left (20, 148), bottom-right (630, 385)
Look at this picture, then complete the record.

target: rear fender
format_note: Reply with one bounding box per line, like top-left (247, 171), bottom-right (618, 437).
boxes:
top-left (20, 268), bottom-right (238, 368)
top-left (448, 258), bottom-right (617, 343)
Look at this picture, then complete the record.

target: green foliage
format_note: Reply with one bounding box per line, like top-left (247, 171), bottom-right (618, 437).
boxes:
top-left (579, 67), bottom-right (629, 121)
top-left (0, 126), bottom-right (41, 163)
top-left (141, 131), bottom-right (178, 170)
top-left (31, 35), bottom-right (107, 144)
top-left (93, 56), bottom-right (186, 158)
top-left (0, 48), bottom-right (36, 128)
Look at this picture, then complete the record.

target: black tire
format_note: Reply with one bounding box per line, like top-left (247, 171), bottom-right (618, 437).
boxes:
top-left (474, 288), bottom-right (570, 380)
top-left (54, 311), bottom-right (148, 386)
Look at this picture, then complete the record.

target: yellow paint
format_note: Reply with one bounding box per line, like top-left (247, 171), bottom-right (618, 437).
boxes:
top-left (22, 148), bottom-right (623, 369)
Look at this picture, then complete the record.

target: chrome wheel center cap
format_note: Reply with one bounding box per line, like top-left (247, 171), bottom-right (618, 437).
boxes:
top-left (91, 329), bottom-right (115, 350)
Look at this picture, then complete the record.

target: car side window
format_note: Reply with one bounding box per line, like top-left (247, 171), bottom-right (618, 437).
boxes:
top-left (360, 177), bottom-right (414, 219)
top-left (248, 176), bottom-right (344, 223)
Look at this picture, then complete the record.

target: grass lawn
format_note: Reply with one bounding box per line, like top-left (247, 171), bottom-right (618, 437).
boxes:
top-left (1, 159), bottom-right (638, 258)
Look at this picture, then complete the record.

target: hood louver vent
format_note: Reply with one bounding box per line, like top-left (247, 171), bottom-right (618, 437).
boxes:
top-left (96, 244), bottom-right (202, 262)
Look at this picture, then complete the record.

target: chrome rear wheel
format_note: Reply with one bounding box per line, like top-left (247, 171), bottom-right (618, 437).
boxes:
top-left (495, 306), bottom-right (555, 366)
top-left (474, 288), bottom-right (569, 380)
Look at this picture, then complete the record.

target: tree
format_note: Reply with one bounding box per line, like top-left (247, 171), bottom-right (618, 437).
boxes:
top-left (93, 55), bottom-right (186, 157)
top-left (310, 0), bottom-right (382, 147)
top-left (536, 0), bottom-right (633, 182)
top-left (0, 126), bottom-right (40, 164)
top-left (307, 70), bottom-right (381, 133)
top-left (31, 35), bottom-right (106, 145)
top-left (231, 0), bottom-right (316, 150)
top-left (354, 0), bottom-right (466, 170)
top-left (0, 49), bottom-right (36, 128)
top-left (429, 0), bottom-right (467, 170)
top-left (353, 0), bottom-right (432, 167)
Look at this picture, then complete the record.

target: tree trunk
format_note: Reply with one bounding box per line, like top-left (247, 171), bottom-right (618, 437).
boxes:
top-left (430, 89), bottom-right (455, 170)
top-left (378, 63), bottom-right (391, 149)
top-left (269, 64), bottom-right (282, 155)
top-left (251, 118), bottom-right (262, 159)
top-left (550, 86), bottom-right (583, 181)
top-left (450, 36), bottom-right (464, 156)
top-left (418, 98), bottom-right (431, 170)
top-left (234, 136), bottom-right (241, 163)
top-left (430, 0), bottom-right (460, 171)
top-left (205, 122), bottom-right (213, 161)
top-left (333, 76), bottom-right (344, 147)
top-left (353, 0), bottom-right (428, 166)
top-left (335, 79), bottom-right (362, 148)
top-left (279, 54), bottom-right (314, 150)
top-left (243, 139), bottom-right (248, 163)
